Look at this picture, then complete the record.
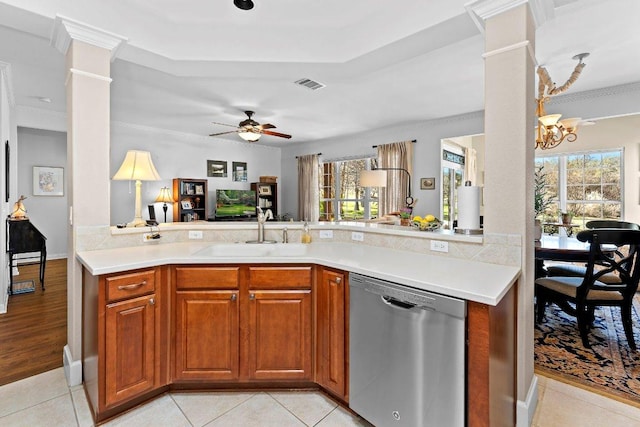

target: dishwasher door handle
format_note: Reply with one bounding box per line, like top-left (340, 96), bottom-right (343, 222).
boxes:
top-left (381, 295), bottom-right (416, 310)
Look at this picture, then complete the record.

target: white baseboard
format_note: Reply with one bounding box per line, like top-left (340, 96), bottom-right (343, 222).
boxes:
top-left (0, 291), bottom-right (7, 314)
top-left (517, 374), bottom-right (539, 427)
top-left (63, 344), bottom-right (82, 386)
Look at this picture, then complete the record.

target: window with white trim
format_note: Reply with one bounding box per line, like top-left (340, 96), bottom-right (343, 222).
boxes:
top-left (535, 149), bottom-right (623, 227)
top-left (319, 157), bottom-right (378, 221)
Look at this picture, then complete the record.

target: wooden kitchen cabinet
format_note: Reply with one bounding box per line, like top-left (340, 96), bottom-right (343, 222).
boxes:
top-left (315, 267), bottom-right (348, 401)
top-left (246, 289), bottom-right (312, 380)
top-left (173, 266), bottom-right (240, 381)
top-left (104, 293), bottom-right (156, 407)
top-left (244, 266), bottom-right (313, 381)
top-left (172, 265), bottom-right (312, 382)
top-left (83, 267), bottom-right (166, 423)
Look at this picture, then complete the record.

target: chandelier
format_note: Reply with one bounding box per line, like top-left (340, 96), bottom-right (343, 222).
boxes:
top-left (535, 53), bottom-right (589, 150)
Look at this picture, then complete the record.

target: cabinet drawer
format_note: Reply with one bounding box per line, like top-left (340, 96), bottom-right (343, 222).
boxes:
top-left (106, 269), bottom-right (156, 303)
top-left (175, 266), bottom-right (240, 289)
top-left (248, 266), bottom-right (312, 289)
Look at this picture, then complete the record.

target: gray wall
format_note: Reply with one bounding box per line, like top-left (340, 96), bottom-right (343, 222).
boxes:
top-left (110, 123), bottom-right (282, 225)
top-left (17, 127), bottom-right (67, 259)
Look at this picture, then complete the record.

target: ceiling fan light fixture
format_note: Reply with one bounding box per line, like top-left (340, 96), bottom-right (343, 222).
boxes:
top-left (234, 0), bottom-right (254, 10)
top-left (238, 131), bottom-right (260, 142)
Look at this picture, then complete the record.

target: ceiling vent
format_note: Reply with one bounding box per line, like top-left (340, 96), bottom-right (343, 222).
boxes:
top-left (294, 78), bottom-right (326, 91)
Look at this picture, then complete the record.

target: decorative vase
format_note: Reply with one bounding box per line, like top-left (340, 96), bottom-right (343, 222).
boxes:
top-left (561, 213), bottom-right (573, 225)
top-left (400, 218), bottom-right (411, 226)
top-left (534, 219), bottom-right (542, 242)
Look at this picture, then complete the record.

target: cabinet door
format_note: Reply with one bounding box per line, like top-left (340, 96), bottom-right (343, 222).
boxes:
top-left (247, 290), bottom-right (312, 380)
top-left (104, 293), bottom-right (156, 408)
top-left (317, 269), bottom-right (347, 399)
top-left (174, 291), bottom-right (239, 381)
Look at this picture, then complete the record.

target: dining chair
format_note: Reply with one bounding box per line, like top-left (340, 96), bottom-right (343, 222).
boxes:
top-left (535, 228), bottom-right (640, 349)
top-left (545, 220), bottom-right (640, 278)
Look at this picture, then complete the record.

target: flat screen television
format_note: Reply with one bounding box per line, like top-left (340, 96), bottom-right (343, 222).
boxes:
top-left (214, 189), bottom-right (257, 220)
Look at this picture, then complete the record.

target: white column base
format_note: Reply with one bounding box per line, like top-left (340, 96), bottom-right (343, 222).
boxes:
top-left (63, 344), bottom-right (82, 386)
top-left (517, 374), bottom-right (539, 427)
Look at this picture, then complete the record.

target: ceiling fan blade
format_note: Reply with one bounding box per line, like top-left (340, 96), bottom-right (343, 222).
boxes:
top-left (262, 130), bottom-right (292, 139)
top-left (258, 123), bottom-right (276, 130)
top-left (209, 130), bottom-right (238, 137)
top-left (211, 121), bottom-right (239, 128)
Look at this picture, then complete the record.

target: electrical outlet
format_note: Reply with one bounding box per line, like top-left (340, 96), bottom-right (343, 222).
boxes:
top-left (430, 240), bottom-right (449, 253)
top-left (142, 232), bottom-right (160, 242)
top-left (319, 230), bottom-right (333, 239)
top-left (189, 230), bottom-right (203, 239)
top-left (351, 232), bottom-right (364, 242)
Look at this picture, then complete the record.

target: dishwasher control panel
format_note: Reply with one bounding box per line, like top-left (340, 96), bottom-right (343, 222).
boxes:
top-left (349, 273), bottom-right (466, 319)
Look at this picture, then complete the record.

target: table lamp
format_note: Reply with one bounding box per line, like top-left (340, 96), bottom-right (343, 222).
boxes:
top-left (155, 186), bottom-right (173, 223)
top-left (112, 150), bottom-right (161, 226)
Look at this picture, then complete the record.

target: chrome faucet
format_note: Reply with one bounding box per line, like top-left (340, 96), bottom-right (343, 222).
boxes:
top-left (256, 207), bottom-right (273, 243)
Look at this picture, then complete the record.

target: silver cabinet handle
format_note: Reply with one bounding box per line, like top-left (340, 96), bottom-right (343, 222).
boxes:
top-left (118, 281), bottom-right (146, 290)
top-left (231, 294), bottom-right (237, 302)
top-left (149, 298), bottom-right (155, 306)
top-left (250, 293), bottom-right (255, 300)
top-left (335, 277), bottom-right (342, 284)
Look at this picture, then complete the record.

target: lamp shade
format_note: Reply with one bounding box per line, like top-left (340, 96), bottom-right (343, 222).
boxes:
top-left (155, 186), bottom-right (173, 203)
top-left (538, 114), bottom-right (562, 128)
top-left (360, 169), bottom-right (387, 187)
top-left (112, 150), bottom-right (161, 181)
top-left (238, 131), bottom-right (261, 142)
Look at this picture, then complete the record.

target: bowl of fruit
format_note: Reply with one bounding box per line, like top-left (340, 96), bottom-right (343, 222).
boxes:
top-left (411, 215), bottom-right (441, 231)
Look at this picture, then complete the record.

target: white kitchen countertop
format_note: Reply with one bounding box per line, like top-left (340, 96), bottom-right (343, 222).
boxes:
top-left (76, 241), bottom-right (520, 306)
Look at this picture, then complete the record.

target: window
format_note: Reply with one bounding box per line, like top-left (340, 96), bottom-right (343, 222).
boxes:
top-left (535, 149), bottom-right (623, 227)
top-left (319, 158), bottom-right (378, 221)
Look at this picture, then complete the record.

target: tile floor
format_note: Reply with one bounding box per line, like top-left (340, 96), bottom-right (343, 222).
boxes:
top-left (1, 368), bottom-right (640, 426)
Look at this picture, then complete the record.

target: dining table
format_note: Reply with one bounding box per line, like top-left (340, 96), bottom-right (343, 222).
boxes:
top-left (534, 234), bottom-right (617, 278)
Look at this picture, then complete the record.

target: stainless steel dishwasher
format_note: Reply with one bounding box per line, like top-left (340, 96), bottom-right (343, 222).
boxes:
top-left (349, 272), bottom-right (466, 427)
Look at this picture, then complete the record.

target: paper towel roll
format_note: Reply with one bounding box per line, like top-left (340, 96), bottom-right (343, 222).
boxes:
top-left (457, 185), bottom-right (481, 230)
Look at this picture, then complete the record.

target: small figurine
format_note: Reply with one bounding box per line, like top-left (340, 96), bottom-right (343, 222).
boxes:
top-left (10, 195), bottom-right (28, 219)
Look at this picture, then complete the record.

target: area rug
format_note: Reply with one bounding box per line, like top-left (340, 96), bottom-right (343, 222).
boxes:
top-left (11, 280), bottom-right (35, 294)
top-left (535, 294), bottom-right (640, 406)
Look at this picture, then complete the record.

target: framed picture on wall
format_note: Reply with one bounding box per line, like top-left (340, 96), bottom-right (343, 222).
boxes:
top-left (232, 161), bottom-right (247, 182)
top-left (33, 166), bottom-right (64, 196)
top-left (5, 141), bottom-right (9, 202)
top-left (207, 160), bottom-right (227, 177)
top-left (420, 177), bottom-right (436, 190)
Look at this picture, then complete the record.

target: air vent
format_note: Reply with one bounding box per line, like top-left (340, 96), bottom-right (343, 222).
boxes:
top-left (294, 78), bottom-right (326, 91)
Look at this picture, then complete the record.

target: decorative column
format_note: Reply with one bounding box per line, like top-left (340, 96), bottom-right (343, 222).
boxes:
top-left (52, 16), bottom-right (126, 385)
top-left (467, 0), bottom-right (549, 425)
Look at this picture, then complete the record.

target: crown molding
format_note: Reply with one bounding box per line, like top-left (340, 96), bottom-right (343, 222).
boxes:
top-left (0, 61), bottom-right (16, 107)
top-left (50, 15), bottom-right (128, 61)
top-left (465, 0), bottom-right (553, 33)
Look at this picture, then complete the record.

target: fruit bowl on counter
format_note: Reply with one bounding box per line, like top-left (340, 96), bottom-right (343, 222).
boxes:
top-left (412, 215), bottom-right (442, 231)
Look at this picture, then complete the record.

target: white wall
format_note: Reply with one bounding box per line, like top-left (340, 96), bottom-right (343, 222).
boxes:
top-left (0, 64), bottom-right (15, 312)
top-left (110, 122), bottom-right (282, 225)
top-left (16, 127), bottom-right (68, 259)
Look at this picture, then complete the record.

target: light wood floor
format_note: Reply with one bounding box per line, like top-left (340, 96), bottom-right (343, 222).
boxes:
top-left (0, 258), bottom-right (67, 386)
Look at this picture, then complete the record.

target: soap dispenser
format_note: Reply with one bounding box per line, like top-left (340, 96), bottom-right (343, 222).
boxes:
top-left (301, 221), bottom-right (312, 244)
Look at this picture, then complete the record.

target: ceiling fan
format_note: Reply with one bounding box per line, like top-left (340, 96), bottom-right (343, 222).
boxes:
top-left (209, 111), bottom-right (292, 142)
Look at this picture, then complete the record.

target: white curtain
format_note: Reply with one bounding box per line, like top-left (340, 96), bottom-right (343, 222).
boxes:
top-left (378, 141), bottom-right (413, 215)
top-left (297, 154), bottom-right (320, 222)
top-left (464, 147), bottom-right (477, 185)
